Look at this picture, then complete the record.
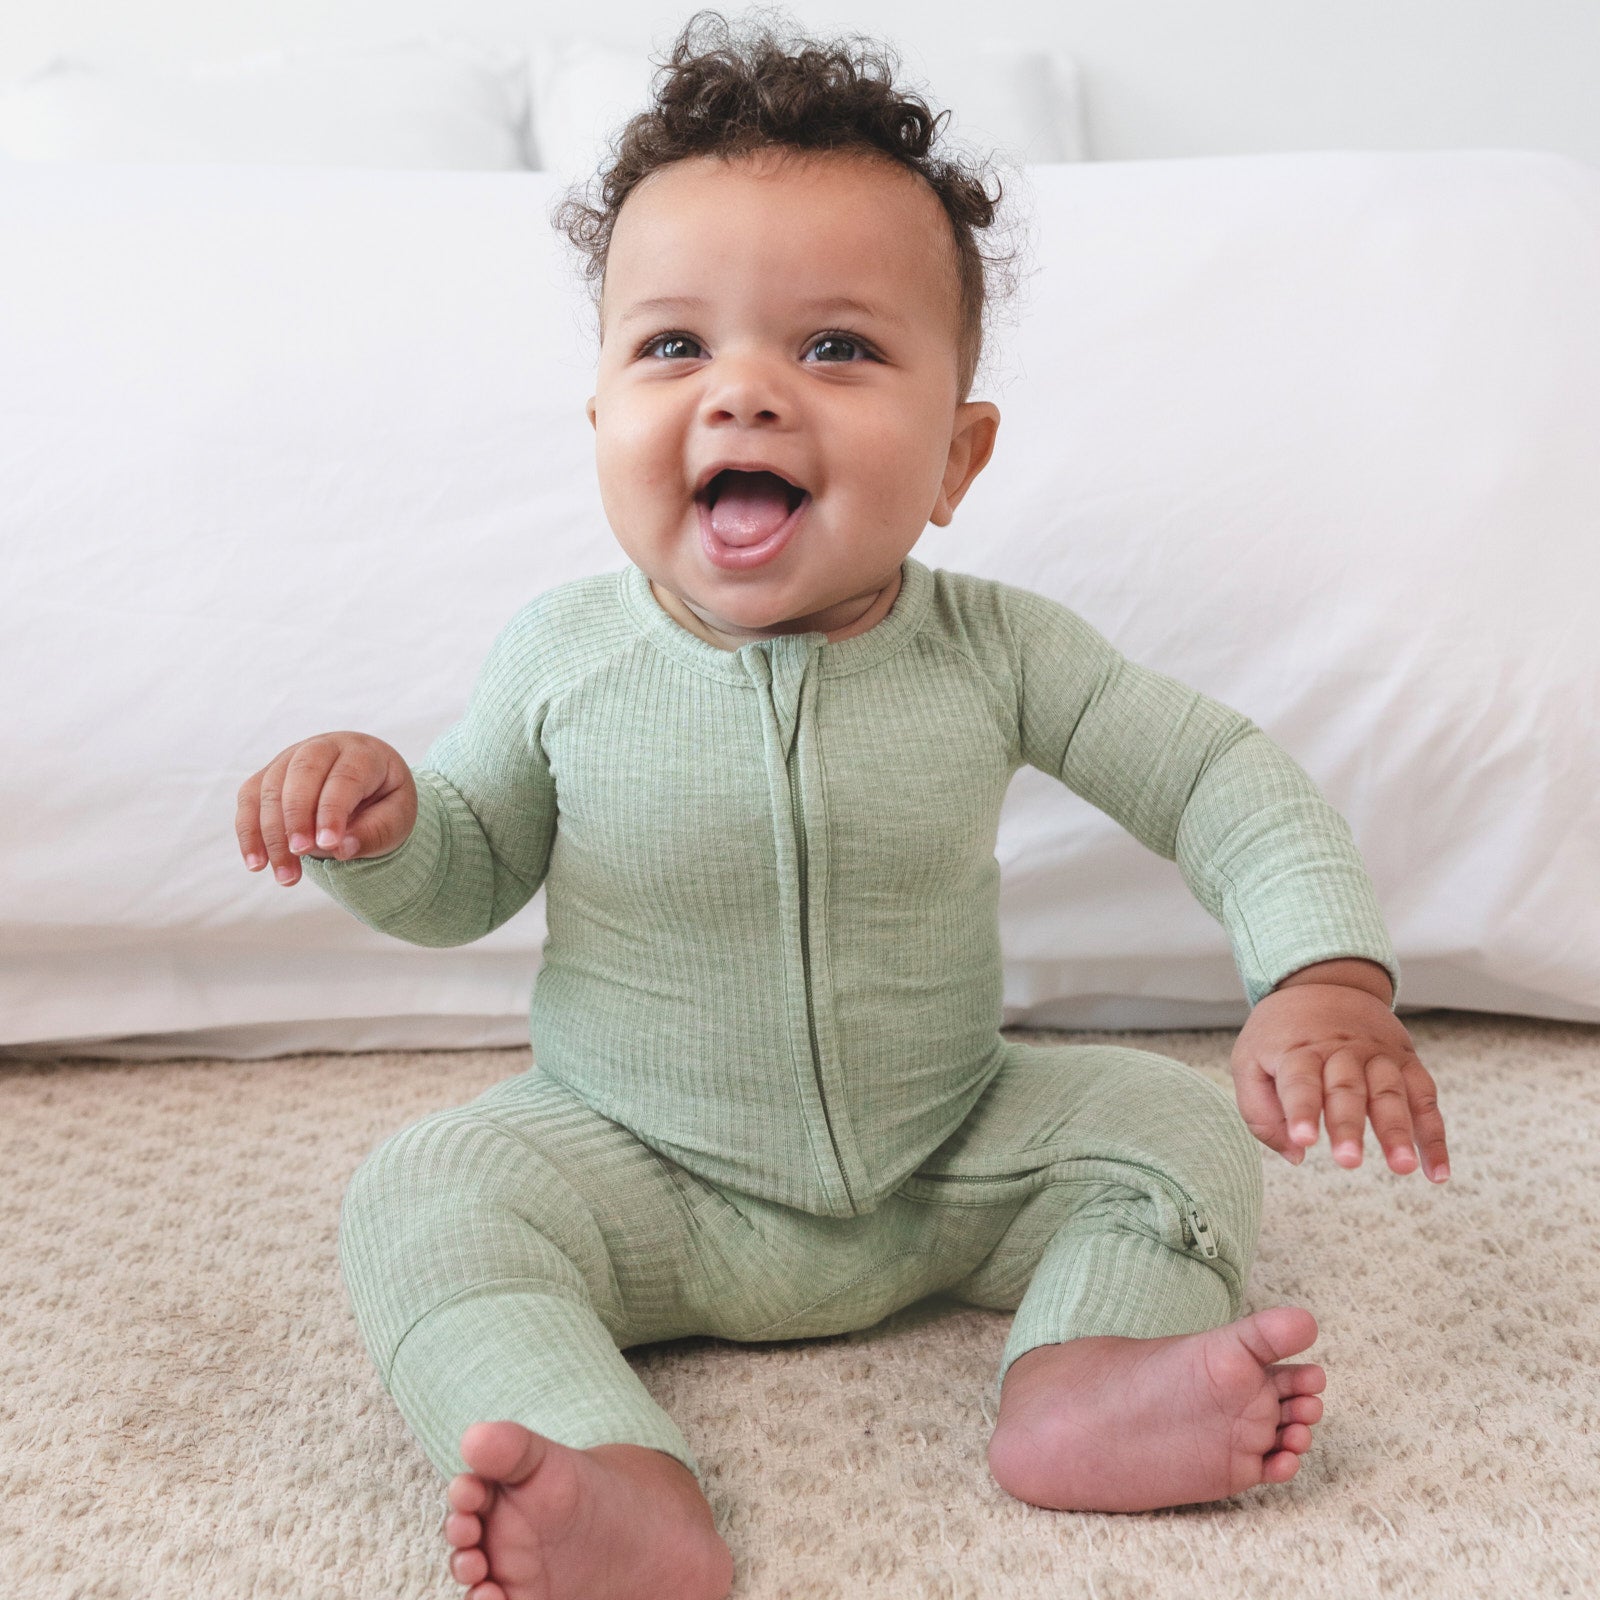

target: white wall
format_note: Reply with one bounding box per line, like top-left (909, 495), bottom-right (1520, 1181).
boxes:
top-left (3, 0), bottom-right (1598, 167)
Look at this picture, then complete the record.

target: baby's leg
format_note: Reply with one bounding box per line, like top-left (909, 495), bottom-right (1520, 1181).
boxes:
top-left (339, 1069), bottom-right (732, 1600)
top-left (939, 1043), bottom-right (1322, 1511)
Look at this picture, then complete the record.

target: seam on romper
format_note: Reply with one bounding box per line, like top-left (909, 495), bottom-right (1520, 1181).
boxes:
top-left (381, 1274), bottom-right (596, 1388)
top-left (659, 1160), bottom-right (783, 1325)
top-left (1018, 1178), bottom-right (1242, 1303)
top-left (1211, 859), bottom-right (1267, 992)
top-left (457, 1102), bottom-right (704, 1244)
top-left (897, 1157), bottom-right (1241, 1292)
top-left (895, 1174), bottom-right (1137, 1212)
top-left (422, 1108), bottom-right (700, 1343)
top-left (740, 1248), bottom-right (934, 1340)
top-left (974, 1182), bottom-right (1171, 1255)
top-left (927, 1178), bottom-right (1245, 1319)
top-left (661, 1164), bottom-right (905, 1339)
top-left (1185, 791), bottom-right (1270, 993)
top-left (917, 630), bottom-right (1019, 739)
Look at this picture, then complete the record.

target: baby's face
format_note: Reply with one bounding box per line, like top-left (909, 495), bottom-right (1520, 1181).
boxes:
top-left (586, 148), bottom-right (1000, 648)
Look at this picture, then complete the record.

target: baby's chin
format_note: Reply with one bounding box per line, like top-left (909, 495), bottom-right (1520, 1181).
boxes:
top-left (687, 601), bottom-right (834, 649)
top-left (643, 577), bottom-right (786, 649)
top-left (652, 547), bottom-right (901, 646)
top-left (653, 570), bottom-right (811, 627)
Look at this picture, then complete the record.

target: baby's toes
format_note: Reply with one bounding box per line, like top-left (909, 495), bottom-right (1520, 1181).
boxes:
top-left (448, 1472), bottom-right (493, 1516)
top-left (444, 1510), bottom-right (482, 1549)
top-left (1269, 1362), bottom-right (1326, 1398)
top-left (1281, 1394), bottom-right (1323, 1427)
top-left (449, 1545), bottom-right (490, 1589)
top-left (1275, 1421), bottom-right (1314, 1454)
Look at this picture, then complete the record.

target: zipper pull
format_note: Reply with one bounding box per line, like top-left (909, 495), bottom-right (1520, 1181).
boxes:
top-left (1186, 1204), bottom-right (1219, 1258)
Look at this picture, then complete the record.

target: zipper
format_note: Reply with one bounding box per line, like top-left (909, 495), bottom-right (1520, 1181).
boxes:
top-left (786, 692), bottom-right (857, 1213)
top-left (1099, 1155), bottom-right (1219, 1260)
top-left (1185, 1203), bottom-right (1219, 1258)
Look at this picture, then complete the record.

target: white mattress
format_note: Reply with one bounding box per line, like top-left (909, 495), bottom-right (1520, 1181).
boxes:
top-left (3, 150), bottom-right (1597, 1057)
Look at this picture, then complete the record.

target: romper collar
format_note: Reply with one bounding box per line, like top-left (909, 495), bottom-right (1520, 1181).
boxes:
top-left (618, 555), bottom-right (934, 684)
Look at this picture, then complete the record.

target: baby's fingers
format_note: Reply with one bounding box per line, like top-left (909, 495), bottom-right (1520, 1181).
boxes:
top-left (336, 783), bottom-right (415, 860)
top-left (235, 772), bottom-right (269, 871)
top-left (1401, 1056), bottom-right (1451, 1183)
top-left (309, 748), bottom-right (386, 858)
top-left (1275, 1047), bottom-right (1331, 1153)
top-left (1363, 1055), bottom-right (1419, 1175)
top-left (1321, 1047), bottom-right (1371, 1168)
top-left (278, 738), bottom-right (346, 859)
top-left (247, 748), bottom-right (313, 885)
top-left (1231, 1058), bottom-right (1303, 1164)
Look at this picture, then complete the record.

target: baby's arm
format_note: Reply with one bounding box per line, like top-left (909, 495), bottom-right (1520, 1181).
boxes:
top-left (235, 603), bottom-right (557, 946)
top-left (1231, 956), bottom-right (1449, 1181)
top-left (1003, 584), bottom-right (1446, 1178)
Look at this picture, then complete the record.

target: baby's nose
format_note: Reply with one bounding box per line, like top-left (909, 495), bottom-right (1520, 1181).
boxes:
top-left (697, 355), bottom-right (795, 423)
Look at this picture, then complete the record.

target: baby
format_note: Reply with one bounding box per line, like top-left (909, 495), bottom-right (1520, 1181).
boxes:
top-left (235, 11), bottom-right (1450, 1599)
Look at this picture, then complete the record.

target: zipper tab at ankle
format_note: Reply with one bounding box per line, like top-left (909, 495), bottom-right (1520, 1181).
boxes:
top-left (1186, 1203), bottom-right (1219, 1258)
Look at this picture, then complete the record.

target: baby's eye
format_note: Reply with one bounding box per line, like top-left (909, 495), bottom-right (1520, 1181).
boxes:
top-left (637, 329), bottom-right (878, 363)
top-left (806, 331), bottom-right (876, 363)
top-left (641, 332), bottom-right (704, 361)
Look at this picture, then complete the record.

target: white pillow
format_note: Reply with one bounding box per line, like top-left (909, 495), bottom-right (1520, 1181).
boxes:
top-left (0, 35), bottom-right (532, 169)
top-left (526, 33), bottom-right (1084, 189)
top-left (919, 41), bottom-right (1088, 165)
top-left (1, 151), bottom-right (1596, 1059)
top-left (525, 35), bottom-right (658, 188)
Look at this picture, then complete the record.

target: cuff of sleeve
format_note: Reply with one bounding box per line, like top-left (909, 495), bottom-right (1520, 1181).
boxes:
top-left (300, 771), bottom-right (449, 926)
top-left (1228, 871), bottom-right (1402, 1012)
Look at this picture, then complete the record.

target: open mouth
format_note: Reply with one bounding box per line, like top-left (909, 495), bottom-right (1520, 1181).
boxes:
top-left (696, 469), bottom-right (811, 570)
top-left (698, 468), bottom-right (808, 515)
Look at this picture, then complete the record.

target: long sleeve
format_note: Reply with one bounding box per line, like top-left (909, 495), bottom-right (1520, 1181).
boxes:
top-left (1004, 586), bottom-right (1400, 1010)
top-left (301, 603), bottom-right (558, 947)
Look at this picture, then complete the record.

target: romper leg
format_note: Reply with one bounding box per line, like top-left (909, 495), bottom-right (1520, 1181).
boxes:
top-left (930, 1042), bottom-right (1264, 1393)
top-left (338, 1067), bottom-right (710, 1483)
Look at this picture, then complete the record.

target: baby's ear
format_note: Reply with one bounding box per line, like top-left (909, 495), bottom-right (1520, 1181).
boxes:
top-left (932, 402), bottom-right (1001, 523)
top-left (585, 397), bottom-right (598, 430)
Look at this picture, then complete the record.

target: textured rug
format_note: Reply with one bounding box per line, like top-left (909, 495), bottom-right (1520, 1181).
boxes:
top-left (2, 1009), bottom-right (1596, 1599)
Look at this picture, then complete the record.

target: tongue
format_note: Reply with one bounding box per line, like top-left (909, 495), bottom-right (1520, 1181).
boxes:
top-left (708, 472), bottom-right (795, 547)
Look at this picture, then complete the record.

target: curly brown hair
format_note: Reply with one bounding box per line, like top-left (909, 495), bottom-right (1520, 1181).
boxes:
top-left (550, 7), bottom-right (1027, 403)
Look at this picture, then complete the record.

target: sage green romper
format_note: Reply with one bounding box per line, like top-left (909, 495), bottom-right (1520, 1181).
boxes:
top-left (306, 556), bottom-right (1399, 1484)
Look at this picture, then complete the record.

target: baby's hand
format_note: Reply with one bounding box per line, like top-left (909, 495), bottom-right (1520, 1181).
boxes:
top-left (235, 731), bottom-right (417, 887)
top-left (1230, 983), bottom-right (1450, 1182)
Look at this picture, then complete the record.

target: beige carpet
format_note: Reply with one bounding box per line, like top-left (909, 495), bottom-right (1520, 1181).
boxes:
top-left (3, 1010), bottom-right (1597, 1599)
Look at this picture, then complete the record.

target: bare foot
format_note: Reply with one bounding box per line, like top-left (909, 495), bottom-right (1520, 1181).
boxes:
top-left (441, 1421), bottom-right (734, 1600)
top-left (987, 1306), bottom-right (1326, 1512)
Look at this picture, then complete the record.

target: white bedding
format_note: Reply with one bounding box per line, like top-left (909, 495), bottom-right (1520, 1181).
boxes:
top-left (0, 37), bottom-right (535, 169)
top-left (2, 149), bottom-right (1596, 1057)
top-left (0, 34), bottom-right (1085, 175)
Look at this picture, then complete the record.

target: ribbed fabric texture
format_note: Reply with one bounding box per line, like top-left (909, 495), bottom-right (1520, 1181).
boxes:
top-left (306, 556), bottom-right (1398, 1220)
top-left (338, 1040), bottom-right (1264, 1483)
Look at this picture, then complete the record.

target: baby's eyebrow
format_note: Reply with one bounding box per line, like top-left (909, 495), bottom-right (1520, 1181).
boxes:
top-left (618, 294), bottom-right (904, 328)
